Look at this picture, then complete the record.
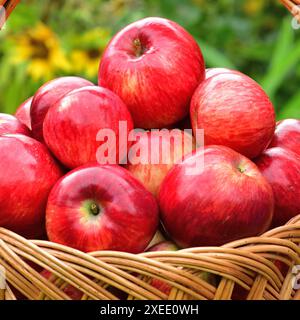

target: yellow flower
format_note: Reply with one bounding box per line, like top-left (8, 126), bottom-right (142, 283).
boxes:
top-left (69, 28), bottom-right (111, 78)
top-left (80, 28), bottom-right (111, 45)
top-left (243, 0), bottom-right (264, 15)
top-left (70, 48), bottom-right (102, 78)
top-left (10, 23), bottom-right (70, 81)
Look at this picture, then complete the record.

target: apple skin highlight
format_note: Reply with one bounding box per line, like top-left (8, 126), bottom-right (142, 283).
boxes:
top-left (191, 72), bottom-right (276, 159)
top-left (46, 164), bottom-right (159, 253)
top-left (0, 134), bottom-right (63, 238)
top-left (99, 17), bottom-right (205, 129)
top-left (159, 145), bottom-right (274, 248)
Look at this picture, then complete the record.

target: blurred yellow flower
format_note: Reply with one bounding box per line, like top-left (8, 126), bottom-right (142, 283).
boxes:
top-left (70, 48), bottom-right (102, 78)
top-left (70, 28), bottom-right (110, 78)
top-left (10, 23), bottom-right (70, 81)
top-left (80, 28), bottom-right (111, 45)
top-left (243, 0), bottom-right (264, 15)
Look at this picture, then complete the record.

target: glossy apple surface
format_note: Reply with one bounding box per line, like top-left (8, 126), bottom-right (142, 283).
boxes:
top-left (159, 145), bottom-right (274, 247)
top-left (255, 147), bottom-right (300, 227)
top-left (126, 130), bottom-right (195, 196)
top-left (205, 67), bottom-right (242, 79)
top-left (0, 134), bottom-right (63, 238)
top-left (43, 86), bottom-right (134, 169)
top-left (99, 17), bottom-right (205, 129)
top-left (15, 97), bottom-right (33, 130)
top-left (31, 76), bottom-right (93, 142)
top-left (0, 113), bottom-right (31, 136)
top-left (269, 119), bottom-right (300, 157)
top-left (46, 164), bottom-right (159, 253)
top-left (190, 73), bottom-right (276, 159)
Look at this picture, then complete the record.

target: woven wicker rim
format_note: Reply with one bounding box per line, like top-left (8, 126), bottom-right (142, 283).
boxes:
top-left (0, 215), bottom-right (299, 300)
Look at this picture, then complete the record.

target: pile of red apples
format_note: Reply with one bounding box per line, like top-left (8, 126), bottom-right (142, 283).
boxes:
top-left (1, 17), bottom-right (300, 257)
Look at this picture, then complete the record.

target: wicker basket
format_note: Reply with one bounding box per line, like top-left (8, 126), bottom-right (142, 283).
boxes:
top-left (0, 0), bottom-right (20, 29)
top-left (0, 0), bottom-right (299, 301)
top-left (0, 215), bottom-right (299, 300)
top-left (281, 0), bottom-right (300, 21)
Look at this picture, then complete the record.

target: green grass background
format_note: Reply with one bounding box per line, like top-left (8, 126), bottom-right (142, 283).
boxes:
top-left (0, 0), bottom-right (299, 120)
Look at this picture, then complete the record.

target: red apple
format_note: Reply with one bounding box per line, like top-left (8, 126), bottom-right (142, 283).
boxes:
top-left (125, 129), bottom-right (195, 196)
top-left (31, 76), bottom-right (93, 142)
top-left (147, 241), bottom-right (179, 252)
top-left (205, 67), bottom-right (242, 80)
top-left (269, 119), bottom-right (300, 157)
top-left (15, 97), bottom-right (33, 130)
top-left (231, 286), bottom-right (248, 300)
top-left (43, 86), bottom-right (134, 169)
top-left (255, 147), bottom-right (300, 227)
top-left (190, 72), bottom-right (276, 159)
top-left (46, 164), bottom-right (159, 253)
top-left (159, 145), bottom-right (274, 247)
top-left (99, 17), bottom-right (205, 129)
top-left (0, 113), bottom-right (30, 136)
top-left (0, 134), bottom-right (63, 238)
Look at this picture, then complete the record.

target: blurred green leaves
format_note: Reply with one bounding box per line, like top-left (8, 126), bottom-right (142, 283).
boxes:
top-left (259, 17), bottom-right (300, 119)
top-left (0, 0), bottom-right (299, 120)
top-left (261, 18), bottom-right (300, 107)
top-left (196, 39), bottom-right (236, 69)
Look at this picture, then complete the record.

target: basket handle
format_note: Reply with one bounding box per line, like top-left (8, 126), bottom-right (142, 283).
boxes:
top-left (0, 0), bottom-right (20, 29)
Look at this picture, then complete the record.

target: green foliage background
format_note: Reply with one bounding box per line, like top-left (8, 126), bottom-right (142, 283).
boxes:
top-left (0, 0), bottom-right (299, 120)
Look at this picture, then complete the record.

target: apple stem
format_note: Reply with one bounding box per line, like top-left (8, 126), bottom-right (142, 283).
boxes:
top-left (237, 166), bottom-right (246, 174)
top-left (90, 203), bottom-right (100, 216)
top-left (133, 38), bottom-right (143, 57)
